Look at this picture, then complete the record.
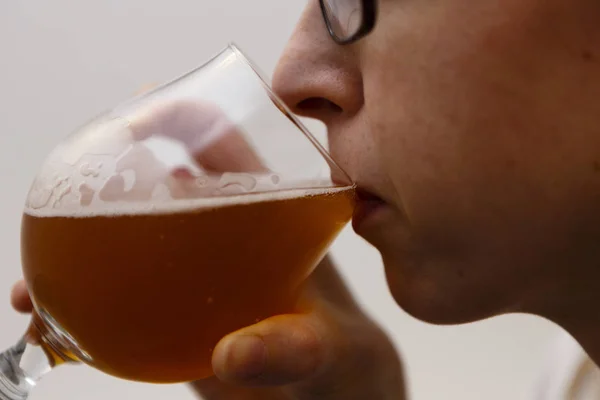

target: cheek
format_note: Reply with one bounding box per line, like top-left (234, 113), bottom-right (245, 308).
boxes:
top-left (363, 0), bottom-right (595, 250)
top-left (359, 0), bottom-right (600, 320)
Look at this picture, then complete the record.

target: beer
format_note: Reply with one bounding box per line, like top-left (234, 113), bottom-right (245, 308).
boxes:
top-left (21, 186), bottom-right (354, 383)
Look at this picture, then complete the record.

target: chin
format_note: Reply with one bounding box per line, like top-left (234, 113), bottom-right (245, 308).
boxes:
top-left (381, 254), bottom-right (510, 326)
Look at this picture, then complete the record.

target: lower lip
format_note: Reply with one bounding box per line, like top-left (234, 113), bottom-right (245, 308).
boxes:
top-left (352, 197), bottom-right (388, 232)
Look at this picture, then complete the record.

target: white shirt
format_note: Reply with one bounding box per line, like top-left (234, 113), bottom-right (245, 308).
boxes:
top-left (533, 330), bottom-right (600, 399)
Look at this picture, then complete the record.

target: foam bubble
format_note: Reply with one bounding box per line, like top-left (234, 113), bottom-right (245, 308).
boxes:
top-left (24, 186), bottom-right (354, 219)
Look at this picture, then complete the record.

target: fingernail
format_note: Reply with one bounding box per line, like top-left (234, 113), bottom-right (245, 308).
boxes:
top-left (222, 335), bottom-right (266, 381)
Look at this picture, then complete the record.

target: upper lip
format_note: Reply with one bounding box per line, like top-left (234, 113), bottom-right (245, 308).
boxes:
top-left (352, 186), bottom-right (388, 232)
top-left (356, 188), bottom-right (383, 202)
top-left (355, 186), bottom-right (387, 205)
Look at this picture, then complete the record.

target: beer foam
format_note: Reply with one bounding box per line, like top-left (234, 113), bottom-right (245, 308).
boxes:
top-left (23, 186), bottom-right (353, 218)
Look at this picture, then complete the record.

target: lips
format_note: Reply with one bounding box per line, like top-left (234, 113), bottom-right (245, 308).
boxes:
top-left (352, 188), bottom-right (387, 231)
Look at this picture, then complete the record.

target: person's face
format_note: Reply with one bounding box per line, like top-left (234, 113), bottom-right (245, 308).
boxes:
top-left (274, 0), bottom-right (600, 324)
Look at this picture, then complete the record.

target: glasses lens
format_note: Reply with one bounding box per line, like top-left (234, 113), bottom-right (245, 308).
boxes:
top-left (322, 0), bottom-right (363, 41)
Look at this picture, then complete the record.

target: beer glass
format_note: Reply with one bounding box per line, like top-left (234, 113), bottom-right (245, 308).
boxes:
top-left (0, 44), bottom-right (354, 399)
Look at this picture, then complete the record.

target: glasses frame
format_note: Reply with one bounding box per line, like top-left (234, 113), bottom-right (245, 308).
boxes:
top-left (319, 0), bottom-right (377, 45)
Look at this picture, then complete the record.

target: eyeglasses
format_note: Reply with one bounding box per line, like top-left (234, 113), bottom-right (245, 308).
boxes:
top-left (319, 0), bottom-right (377, 45)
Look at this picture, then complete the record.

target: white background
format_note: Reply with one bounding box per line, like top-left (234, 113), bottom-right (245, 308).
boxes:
top-left (0, 1), bottom-right (567, 399)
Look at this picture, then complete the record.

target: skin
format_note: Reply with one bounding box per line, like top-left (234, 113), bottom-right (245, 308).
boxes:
top-left (274, 0), bottom-right (600, 347)
top-left (275, 0), bottom-right (600, 326)
top-left (10, 0), bottom-right (600, 398)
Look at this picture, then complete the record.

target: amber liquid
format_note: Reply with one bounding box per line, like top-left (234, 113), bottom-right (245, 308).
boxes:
top-left (21, 187), bottom-right (354, 383)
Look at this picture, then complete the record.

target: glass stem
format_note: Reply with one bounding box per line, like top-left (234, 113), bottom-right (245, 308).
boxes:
top-left (0, 337), bottom-right (54, 400)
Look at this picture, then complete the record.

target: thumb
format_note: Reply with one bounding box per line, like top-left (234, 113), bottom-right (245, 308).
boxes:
top-left (212, 313), bottom-right (331, 386)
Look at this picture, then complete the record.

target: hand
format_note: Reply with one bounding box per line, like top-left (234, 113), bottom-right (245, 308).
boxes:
top-left (191, 257), bottom-right (406, 400)
top-left (11, 259), bottom-right (406, 400)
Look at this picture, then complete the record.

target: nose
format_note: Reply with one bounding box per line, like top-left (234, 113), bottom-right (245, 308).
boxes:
top-left (272, 1), bottom-right (364, 123)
